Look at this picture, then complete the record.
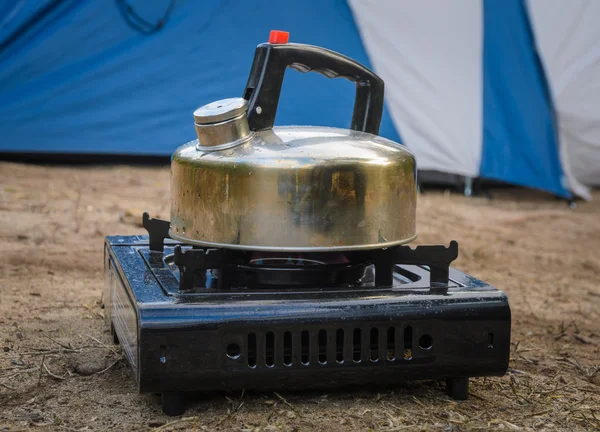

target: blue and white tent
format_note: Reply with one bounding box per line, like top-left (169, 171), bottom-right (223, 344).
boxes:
top-left (350, 0), bottom-right (600, 200)
top-left (1, 0), bottom-right (598, 199)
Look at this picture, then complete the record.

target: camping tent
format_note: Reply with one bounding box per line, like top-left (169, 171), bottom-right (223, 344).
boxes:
top-left (527, 0), bottom-right (600, 197)
top-left (1, 0), bottom-right (598, 199)
top-left (350, 0), bottom-right (600, 200)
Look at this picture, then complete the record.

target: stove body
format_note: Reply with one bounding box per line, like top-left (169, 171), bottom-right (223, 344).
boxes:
top-left (103, 218), bottom-right (510, 415)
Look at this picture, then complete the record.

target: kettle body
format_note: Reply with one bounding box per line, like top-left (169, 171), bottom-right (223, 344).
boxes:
top-left (170, 40), bottom-right (417, 252)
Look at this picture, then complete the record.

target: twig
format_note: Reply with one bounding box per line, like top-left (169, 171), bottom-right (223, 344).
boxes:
top-left (83, 302), bottom-right (105, 320)
top-left (96, 356), bottom-right (123, 374)
top-left (86, 334), bottom-right (119, 355)
top-left (37, 354), bottom-right (46, 386)
top-left (213, 411), bottom-right (232, 428)
top-left (274, 391), bottom-right (295, 410)
top-left (1, 368), bottom-right (39, 379)
top-left (153, 417), bottom-right (197, 431)
top-left (42, 333), bottom-right (73, 350)
top-left (19, 345), bottom-right (55, 351)
top-left (0, 382), bottom-right (15, 390)
top-left (591, 411), bottom-right (600, 429)
top-left (468, 391), bottom-right (486, 401)
top-left (43, 362), bottom-right (66, 380)
top-left (527, 409), bottom-right (552, 417)
top-left (20, 348), bottom-right (82, 356)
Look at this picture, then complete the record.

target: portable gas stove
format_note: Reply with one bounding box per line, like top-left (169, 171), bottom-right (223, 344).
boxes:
top-left (103, 213), bottom-right (511, 415)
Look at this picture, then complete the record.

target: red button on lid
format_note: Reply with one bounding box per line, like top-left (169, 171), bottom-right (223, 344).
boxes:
top-left (268, 30), bottom-right (289, 44)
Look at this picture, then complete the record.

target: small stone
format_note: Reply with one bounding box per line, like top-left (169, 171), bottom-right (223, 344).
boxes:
top-left (69, 353), bottom-right (108, 376)
top-left (27, 412), bottom-right (44, 423)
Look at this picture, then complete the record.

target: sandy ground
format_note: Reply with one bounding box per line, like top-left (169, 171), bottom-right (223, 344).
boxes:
top-left (0, 161), bottom-right (599, 431)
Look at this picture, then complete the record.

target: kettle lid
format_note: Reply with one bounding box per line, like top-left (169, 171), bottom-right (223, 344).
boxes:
top-left (193, 98), bottom-right (248, 125)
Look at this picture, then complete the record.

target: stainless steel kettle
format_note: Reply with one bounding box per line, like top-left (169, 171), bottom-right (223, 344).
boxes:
top-left (170, 35), bottom-right (417, 252)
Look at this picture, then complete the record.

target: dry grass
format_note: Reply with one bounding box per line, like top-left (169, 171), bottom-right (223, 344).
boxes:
top-left (0, 162), bottom-right (599, 431)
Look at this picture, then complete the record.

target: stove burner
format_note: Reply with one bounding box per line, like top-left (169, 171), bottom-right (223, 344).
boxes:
top-left (249, 251), bottom-right (350, 265)
top-left (170, 246), bottom-right (370, 291)
top-left (249, 257), bottom-right (327, 266)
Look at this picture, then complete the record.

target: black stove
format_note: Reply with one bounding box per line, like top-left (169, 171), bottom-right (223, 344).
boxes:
top-left (103, 213), bottom-right (511, 415)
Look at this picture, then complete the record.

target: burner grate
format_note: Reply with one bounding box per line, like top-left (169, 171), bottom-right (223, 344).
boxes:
top-left (143, 212), bottom-right (459, 292)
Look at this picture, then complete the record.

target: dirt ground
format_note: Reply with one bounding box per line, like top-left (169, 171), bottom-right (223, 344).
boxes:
top-left (0, 161), bottom-right (599, 431)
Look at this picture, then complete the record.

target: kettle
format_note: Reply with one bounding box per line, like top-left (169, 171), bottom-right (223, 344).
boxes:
top-left (170, 32), bottom-right (417, 252)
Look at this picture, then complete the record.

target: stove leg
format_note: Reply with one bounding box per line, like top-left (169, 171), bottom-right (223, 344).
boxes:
top-left (161, 392), bottom-right (186, 416)
top-left (446, 377), bottom-right (469, 400)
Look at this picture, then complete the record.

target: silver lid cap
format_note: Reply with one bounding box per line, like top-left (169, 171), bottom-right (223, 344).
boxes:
top-left (193, 98), bottom-right (248, 125)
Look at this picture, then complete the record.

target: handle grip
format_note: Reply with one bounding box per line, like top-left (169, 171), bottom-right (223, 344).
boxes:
top-left (243, 42), bottom-right (384, 135)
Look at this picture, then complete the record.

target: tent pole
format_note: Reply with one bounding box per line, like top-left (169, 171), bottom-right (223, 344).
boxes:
top-left (463, 177), bottom-right (473, 197)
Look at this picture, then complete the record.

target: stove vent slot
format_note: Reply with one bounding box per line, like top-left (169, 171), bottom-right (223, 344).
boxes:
top-left (404, 326), bottom-right (413, 360)
top-left (387, 327), bottom-right (396, 360)
top-left (370, 328), bottom-right (379, 361)
top-left (336, 329), bottom-right (344, 363)
top-left (318, 330), bottom-right (327, 364)
top-left (301, 330), bottom-right (310, 365)
top-left (247, 333), bottom-right (257, 367)
top-left (353, 328), bottom-right (361, 362)
top-left (265, 332), bottom-right (275, 367)
top-left (283, 331), bottom-right (292, 365)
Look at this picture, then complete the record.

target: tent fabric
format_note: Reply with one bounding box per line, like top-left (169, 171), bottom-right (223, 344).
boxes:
top-left (349, 0), bottom-right (572, 198)
top-left (480, 0), bottom-right (569, 198)
top-left (348, 0), bottom-right (483, 178)
top-left (527, 0), bottom-right (600, 199)
top-left (0, 0), bottom-right (401, 156)
top-left (1, 0), bottom-right (598, 199)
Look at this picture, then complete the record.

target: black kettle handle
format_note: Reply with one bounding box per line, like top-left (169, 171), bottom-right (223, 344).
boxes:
top-left (243, 42), bottom-right (384, 135)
